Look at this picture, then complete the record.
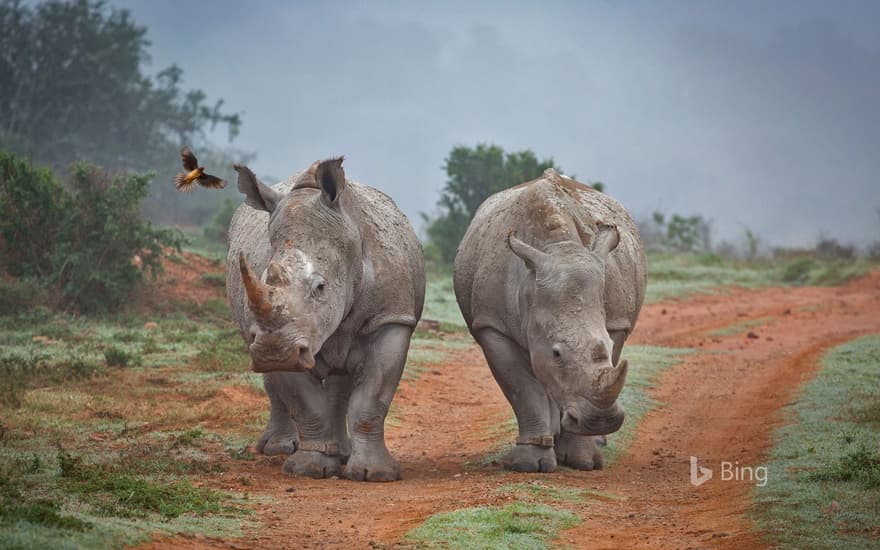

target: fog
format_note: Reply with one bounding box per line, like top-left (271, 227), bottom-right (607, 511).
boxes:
top-left (112, 0), bottom-right (880, 248)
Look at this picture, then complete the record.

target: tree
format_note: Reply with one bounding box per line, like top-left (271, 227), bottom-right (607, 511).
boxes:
top-left (423, 144), bottom-right (562, 263)
top-left (0, 0), bottom-right (245, 223)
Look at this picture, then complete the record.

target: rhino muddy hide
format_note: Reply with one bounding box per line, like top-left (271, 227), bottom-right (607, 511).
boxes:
top-left (454, 168), bottom-right (647, 472)
top-left (226, 157), bottom-right (425, 481)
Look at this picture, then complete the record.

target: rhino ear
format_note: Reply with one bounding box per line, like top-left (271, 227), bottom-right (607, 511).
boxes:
top-left (315, 156), bottom-right (346, 205)
top-left (591, 224), bottom-right (620, 257)
top-left (508, 233), bottom-right (548, 271)
top-left (234, 164), bottom-right (281, 213)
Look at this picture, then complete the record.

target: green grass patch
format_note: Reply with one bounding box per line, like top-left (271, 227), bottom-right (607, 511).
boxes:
top-left (754, 334), bottom-right (880, 549)
top-left (58, 450), bottom-right (237, 520)
top-left (404, 502), bottom-right (579, 549)
top-left (646, 253), bottom-right (876, 303)
top-left (422, 271), bottom-right (467, 332)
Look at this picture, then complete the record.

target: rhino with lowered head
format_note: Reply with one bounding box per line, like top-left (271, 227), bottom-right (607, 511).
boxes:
top-left (454, 169), bottom-right (646, 472)
top-left (226, 157), bottom-right (425, 481)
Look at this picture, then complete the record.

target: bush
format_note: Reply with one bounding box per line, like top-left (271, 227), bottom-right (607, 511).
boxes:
top-left (103, 346), bottom-right (137, 368)
top-left (0, 279), bottom-right (44, 315)
top-left (0, 152), bottom-right (184, 313)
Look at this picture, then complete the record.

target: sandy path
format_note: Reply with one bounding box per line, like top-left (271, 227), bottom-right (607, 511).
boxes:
top-left (140, 272), bottom-right (880, 549)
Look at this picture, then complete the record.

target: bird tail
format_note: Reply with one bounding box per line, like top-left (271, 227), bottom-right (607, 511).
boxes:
top-left (175, 172), bottom-right (195, 192)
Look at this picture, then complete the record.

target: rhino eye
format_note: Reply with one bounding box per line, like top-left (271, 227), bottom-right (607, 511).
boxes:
top-left (551, 345), bottom-right (563, 362)
top-left (316, 282), bottom-right (325, 292)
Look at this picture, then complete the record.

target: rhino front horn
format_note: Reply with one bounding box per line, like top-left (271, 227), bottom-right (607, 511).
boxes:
top-left (591, 359), bottom-right (628, 409)
top-left (239, 251), bottom-right (273, 321)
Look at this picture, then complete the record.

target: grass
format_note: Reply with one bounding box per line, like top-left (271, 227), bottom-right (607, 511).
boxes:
top-left (645, 252), bottom-right (876, 303)
top-left (404, 502), bottom-right (580, 549)
top-left (0, 304), bottom-right (260, 548)
top-left (422, 269), bottom-right (467, 332)
top-left (753, 334), bottom-right (880, 549)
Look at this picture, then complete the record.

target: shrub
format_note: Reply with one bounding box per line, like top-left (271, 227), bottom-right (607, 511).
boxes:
top-left (0, 153), bottom-right (185, 313)
top-left (103, 346), bottom-right (137, 368)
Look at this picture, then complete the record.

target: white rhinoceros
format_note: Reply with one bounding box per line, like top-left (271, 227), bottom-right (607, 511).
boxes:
top-left (454, 168), bottom-right (647, 472)
top-left (226, 157), bottom-right (425, 481)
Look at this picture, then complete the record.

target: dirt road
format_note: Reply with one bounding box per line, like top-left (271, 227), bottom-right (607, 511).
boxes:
top-left (142, 272), bottom-right (880, 549)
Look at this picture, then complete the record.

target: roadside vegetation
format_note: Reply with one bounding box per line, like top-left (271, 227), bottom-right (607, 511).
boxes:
top-left (405, 502), bottom-right (580, 549)
top-left (754, 334), bottom-right (880, 549)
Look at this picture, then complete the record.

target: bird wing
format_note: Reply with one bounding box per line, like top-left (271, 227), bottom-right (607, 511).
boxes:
top-left (180, 146), bottom-right (199, 171)
top-left (175, 172), bottom-right (196, 192)
top-left (197, 173), bottom-right (226, 189)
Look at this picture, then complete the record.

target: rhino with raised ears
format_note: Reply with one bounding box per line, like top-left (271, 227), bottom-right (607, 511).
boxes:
top-left (454, 169), bottom-right (647, 473)
top-left (226, 157), bottom-right (425, 481)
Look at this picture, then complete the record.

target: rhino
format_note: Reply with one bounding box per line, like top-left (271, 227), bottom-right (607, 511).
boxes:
top-left (454, 169), bottom-right (646, 472)
top-left (226, 157), bottom-right (425, 481)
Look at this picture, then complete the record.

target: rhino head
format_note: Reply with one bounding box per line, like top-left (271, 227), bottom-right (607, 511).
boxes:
top-left (508, 224), bottom-right (627, 436)
top-left (234, 158), bottom-right (360, 373)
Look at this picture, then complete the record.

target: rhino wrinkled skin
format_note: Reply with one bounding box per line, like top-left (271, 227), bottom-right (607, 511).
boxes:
top-left (454, 169), bottom-right (647, 473)
top-left (226, 157), bottom-right (425, 481)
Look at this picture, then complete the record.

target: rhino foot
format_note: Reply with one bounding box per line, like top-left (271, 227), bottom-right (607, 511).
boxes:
top-left (555, 431), bottom-right (603, 471)
top-left (345, 448), bottom-right (401, 482)
top-left (502, 444), bottom-right (557, 473)
top-left (282, 450), bottom-right (342, 479)
top-left (256, 431), bottom-right (297, 456)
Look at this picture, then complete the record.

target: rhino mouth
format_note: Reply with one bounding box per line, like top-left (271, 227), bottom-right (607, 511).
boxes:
top-left (562, 402), bottom-right (625, 436)
top-left (249, 339), bottom-right (316, 373)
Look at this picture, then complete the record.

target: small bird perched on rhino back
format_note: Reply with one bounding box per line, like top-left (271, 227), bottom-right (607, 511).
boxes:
top-left (175, 146), bottom-right (226, 192)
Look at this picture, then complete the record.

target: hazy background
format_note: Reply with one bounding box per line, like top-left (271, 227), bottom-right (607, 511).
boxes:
top-left (111, 0), bottom-right (880, 248)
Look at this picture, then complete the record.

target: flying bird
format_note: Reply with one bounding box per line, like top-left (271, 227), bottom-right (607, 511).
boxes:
top-left (175, 147), bottom-right (226, 192)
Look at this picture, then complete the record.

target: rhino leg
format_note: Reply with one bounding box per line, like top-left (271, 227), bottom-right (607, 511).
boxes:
top-left (475, 328), bottom-right (557, 473)
top-left (344, 324), bottom-right (410, 482)
top-left (265, 372), bottom-right (343, 479)
top-left (256, 374), bottom-right (298, 456)
top-left (325, 373), bottom-right (352, 462)
top-left (555, 430), bottom-right (604, 470)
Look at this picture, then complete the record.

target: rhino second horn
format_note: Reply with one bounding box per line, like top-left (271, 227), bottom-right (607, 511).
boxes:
top-left (591, 359), bottom-right (628, 409)
top-left (239, 251), bottom-right (273, 321)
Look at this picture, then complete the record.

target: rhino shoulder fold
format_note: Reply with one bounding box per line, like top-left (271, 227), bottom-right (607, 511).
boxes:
top-left (360, 313), bottom-right (419, 335)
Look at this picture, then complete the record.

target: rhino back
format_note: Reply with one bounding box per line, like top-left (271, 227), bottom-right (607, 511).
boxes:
top-left (226, 176), bottom-right (425, 342)
top-left (454, 173), bottom-right (646, 342)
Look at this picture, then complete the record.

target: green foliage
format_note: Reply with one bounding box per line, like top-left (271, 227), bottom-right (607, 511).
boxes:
top-left (808, 445), bottom-right (880, 488)
top-left (58, 450), bottom-right (234, 519)
top-left (102, 346), bottom-right (137, 368)
top-left (648, 211), bottom-right (713, 252)
top-left (405, 503), bottom-right (580, 549)
top-left (0, 278), bottom-right (44, 315)
top-left (754, 335), bottom-right (880, 549)
top-left (0, 152), bottom-right (185, 312)
top-left (423, 144), bottom-right (562, 264)
top-left (0, 0), bottom-right (240, 172)
top-left (0, 352), bottom-right (103, 408)
top-left (0, 152), bottom-right (67, 277)
top-left (203, 199), bottom-right (237, 245)
top-left (1, 474), bottom-right (90, 532)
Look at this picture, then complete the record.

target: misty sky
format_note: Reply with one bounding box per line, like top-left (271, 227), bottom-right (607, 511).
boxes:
top-left (112, 0), bottom-right (880, 248)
